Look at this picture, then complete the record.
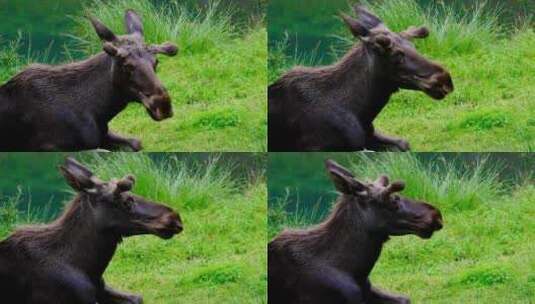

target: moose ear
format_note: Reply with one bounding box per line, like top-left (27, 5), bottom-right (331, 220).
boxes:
top-left (401, 26), bottom-right (429, 40)
top-left (354, 5), bottom-right (383, 30)
top-left (150, 42), bottom-right (179, 56)
top-left (325, 159), bottom-right (367, 195)
top-left (341, 14), bottom-right (369, 38)
top-left (89, 17), bottom-right (117, 42)
top-left (342, 6), bottom-right (384, 39)
top-left (59, 158), bottom-right (100, 192)
top-left (125, 9), bottom-right (144, 36)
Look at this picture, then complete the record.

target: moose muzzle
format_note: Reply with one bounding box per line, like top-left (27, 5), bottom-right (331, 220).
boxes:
top-left (416, 206), bottom-right (443, 239)
top-left (141, 90), bottom-right (174, 121)
top-left (152, 212), bottom-right (183, 239)
top-left (419, 70), bottom-right (454, 100)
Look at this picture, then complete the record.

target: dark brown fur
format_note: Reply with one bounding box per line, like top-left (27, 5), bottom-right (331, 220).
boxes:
top-left (268, 160), bottom-right (443, 304)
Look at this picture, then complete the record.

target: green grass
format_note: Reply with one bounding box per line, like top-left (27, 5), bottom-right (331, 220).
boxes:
top-left (0, 153), bottom-right (267, 303)
top-left (269, 0), bottom-right (535, 151)
top-left (268, 31), bottom-right (323, 84)
top-left (0, 35), bottom-right (25, 81)
top-left (1, 0), bottom-right (266, 152)
top-left (268, 153), bottom-right (535, 303)
top-left (0, 33), bottom-right (57, 81)
top-left (0, 189), bottom-right (29, 237)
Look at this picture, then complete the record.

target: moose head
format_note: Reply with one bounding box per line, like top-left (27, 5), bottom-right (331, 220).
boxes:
top-left (325, 159), bottom-right (443, 239)
top-left (59, 157), bottom-right (183, 239)
top-left (89, 10), bottom-right (178, 121)
top-left (341, 5), bottom-right (453, 100)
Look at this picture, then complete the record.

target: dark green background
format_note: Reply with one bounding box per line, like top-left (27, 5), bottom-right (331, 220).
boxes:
top-left (268, 153), bottom-right (534, 220)
top-left (0, 153), bottom-right (264, 219)
top-left (0, 0), bottom-right (264, 63)
top-left (268, 0), bottom-right (535, 64)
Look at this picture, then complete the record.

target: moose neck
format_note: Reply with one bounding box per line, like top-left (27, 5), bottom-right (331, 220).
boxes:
top-left (313, 196), bottom-right (388, 278)
top-left (56, 53), bottom-right (130, 125)
top-left (42, 195), bottom-right (120, 280)
top-left (327, 45), bottom-right (398, 126)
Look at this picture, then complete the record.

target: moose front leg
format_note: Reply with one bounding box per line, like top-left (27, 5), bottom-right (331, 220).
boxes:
top-left (365, 285), bottom-right (410, 304)
top-left (33, 266), bottom-right (97, 304)
top-left (102, 131), bottom-right (143, 152)
top-left (97, 284), bottom-right (143, 304)
top-left (299, 267), bottom-right (364, 303)
top-left (366, 129), bottom-right (410, 152)
top-left (301, 109), bottom-right (366, 151)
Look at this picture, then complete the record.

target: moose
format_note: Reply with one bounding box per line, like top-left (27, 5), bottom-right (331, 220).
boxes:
top-left (268, 5), bottom-right (454, 151)
top-left (268, 160), bottom-right (444, 304)
top-left (0, 10), bottom-right (178, 151)
top-left (0, 157), bottom-right (183, 304)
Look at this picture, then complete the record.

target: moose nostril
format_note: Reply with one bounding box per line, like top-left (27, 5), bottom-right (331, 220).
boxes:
top-left (166, 214), bottom-right (183, 231)
top-left (433, 217), bottom-right (443, 230)
top-left (440, 73), bottom-right (454, 90)
top-left (174, 220), bottom-right (183, 231)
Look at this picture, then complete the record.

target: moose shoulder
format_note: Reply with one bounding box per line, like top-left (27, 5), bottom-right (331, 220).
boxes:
top-left (0, 10), bottom-right (178, 151)
top-left (0, 158), bottom-right (183, 304)
top-left (268, 160), bottom-right (443, 304)
top-left (268, 5), bottom-right (454, 152)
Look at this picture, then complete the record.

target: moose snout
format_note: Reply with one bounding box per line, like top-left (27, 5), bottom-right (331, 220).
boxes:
top-left (143, 90), bottom-right (174, 121)
top-left (435, 72), bottom-right (454, 94)
top-left (163, 213), bottom-right (183, 233)
top-left (425, 70), bottom-right (454, 100)
top-left (152, 212), bottom-right (183, 239)
top-left (414, 205), bottom-right (443, 239)
top-left (426, 209), bottom-right (443, 231)
top-left (430, 215), bottom-right (443, 231)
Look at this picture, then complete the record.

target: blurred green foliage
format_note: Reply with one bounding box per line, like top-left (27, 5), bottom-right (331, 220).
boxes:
top-left (268, 0), bottom-right (535, 64)
top-left (0, 152), bottom-right (264, 220)
top-left (0, 153), bottom-right (68, 219)
top-left (268, 153), bottom-right (534, 218)
top-left (0, 0), bottom-right (263, 63)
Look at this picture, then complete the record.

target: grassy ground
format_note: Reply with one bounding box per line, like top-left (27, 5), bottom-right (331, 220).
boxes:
top-left (268, 0), bottom-right (535, 151)
top-left (268, 153), bottom-right (535, 303)
top-left (0, 153), bottom-right (267, 303)
top-left (0, 0), bottom-right (267, 152)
